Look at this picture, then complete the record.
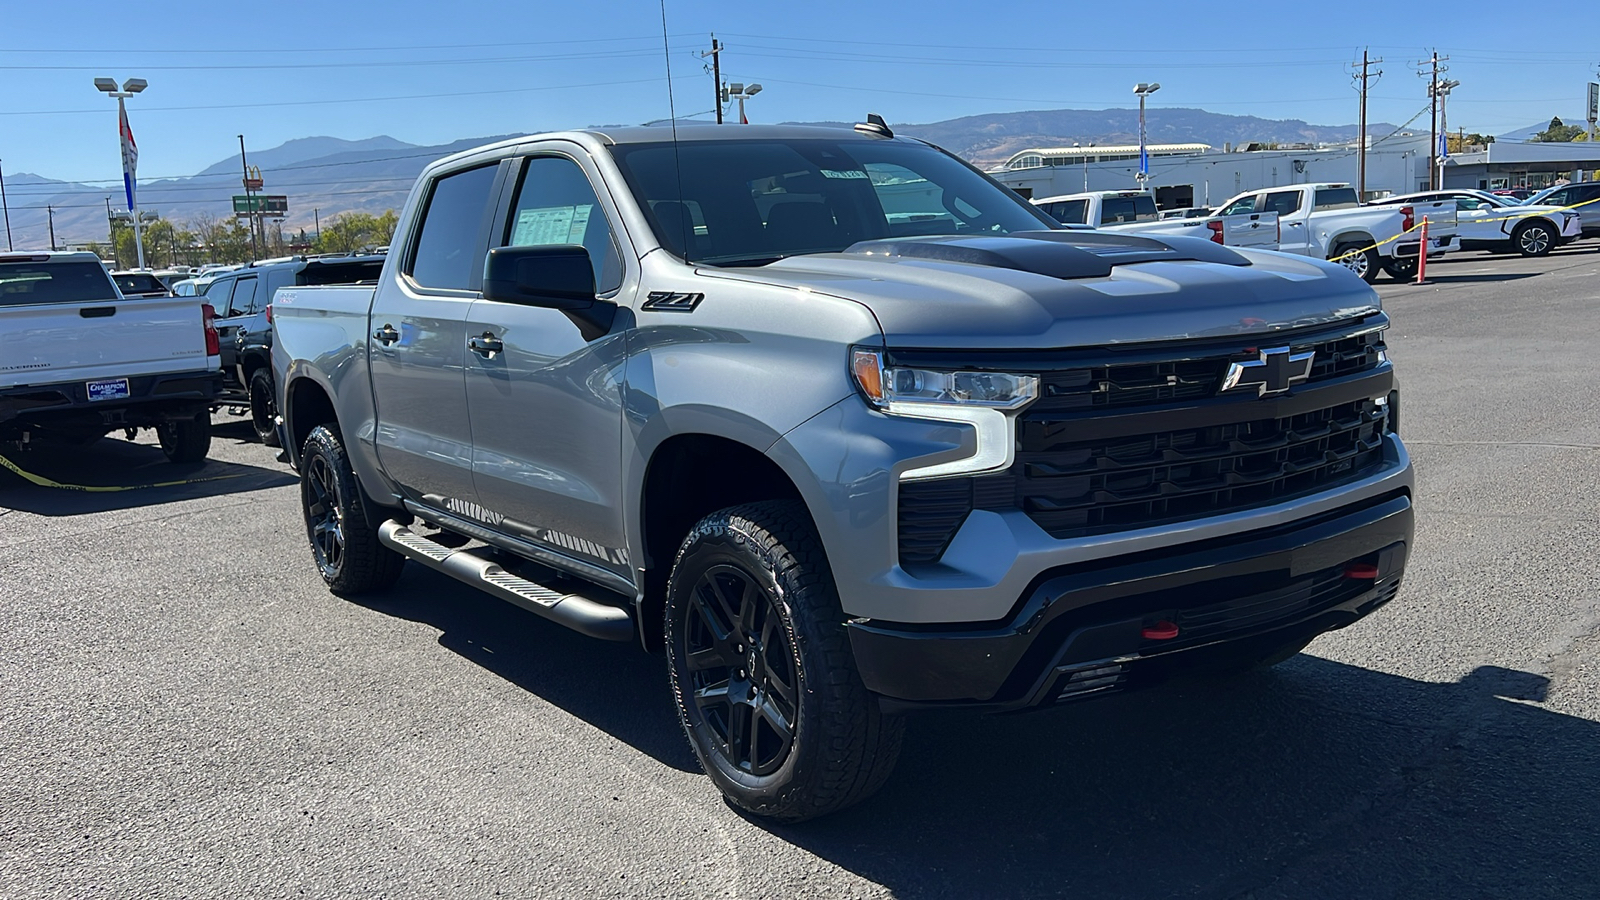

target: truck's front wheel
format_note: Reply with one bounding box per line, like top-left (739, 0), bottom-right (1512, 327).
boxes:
top-left (665, 501), bottom-right (903, 822)
top-left (299, 425), bottom-right (404, 595)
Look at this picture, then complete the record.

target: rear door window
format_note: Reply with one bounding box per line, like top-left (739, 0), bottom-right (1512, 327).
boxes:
top-left (1098, 195), bottom-right (1158, 225)
top-left (227, 277), bottom-right (258, 317)
top-left (1040, 199), bottom-right (1089, 225)
top-left (1263, 190), bottom-right (1305, 216)
top-left (407, 164), bottom-right (500, 291)
top-left (1312, 188), bottom-right (1359, 210)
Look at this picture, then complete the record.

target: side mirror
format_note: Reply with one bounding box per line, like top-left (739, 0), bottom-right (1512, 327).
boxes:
top-left (1477, 203), bottom-right (1493, 212)
top-left (481, 244), bottom-right (616, 341)
top-left (483, 244), bottom-right (597, 310)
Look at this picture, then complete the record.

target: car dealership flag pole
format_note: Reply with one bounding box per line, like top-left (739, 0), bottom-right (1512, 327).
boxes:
top-left (117, 96), bottom-right (145, 270)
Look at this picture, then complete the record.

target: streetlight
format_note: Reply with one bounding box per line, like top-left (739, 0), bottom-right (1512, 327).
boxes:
top-left (723, 82), bottom-right (763, 124)
top-left (1075, 142), bottom-right (1095, 192)
top-left (1134, 82), bottom-right (1161, 187)
top-left (1430, 78), bottom-right (1460, 189)
top-left (93, 76), bottom-right (149, 269)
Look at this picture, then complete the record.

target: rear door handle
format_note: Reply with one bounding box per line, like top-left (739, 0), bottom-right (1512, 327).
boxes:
top-left (373, 324), bottom-right (400, 345)
top-left (468, 333), bottom-right (504, 357)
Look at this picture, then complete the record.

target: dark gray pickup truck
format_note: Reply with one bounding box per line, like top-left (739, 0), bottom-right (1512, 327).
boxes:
top-left (272, 122), bottom-right (1413, 821)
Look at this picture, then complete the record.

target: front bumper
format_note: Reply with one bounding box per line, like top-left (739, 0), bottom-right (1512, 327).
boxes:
top-left (848, 490), bottom-right (1412, 711)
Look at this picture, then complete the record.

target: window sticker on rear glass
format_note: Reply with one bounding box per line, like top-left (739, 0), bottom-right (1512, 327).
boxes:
top-left (512, 205), bottom-right (593, 246)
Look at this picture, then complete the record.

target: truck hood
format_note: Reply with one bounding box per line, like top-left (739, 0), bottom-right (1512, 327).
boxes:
top-left (703, 232), bottom-right (1379, 350)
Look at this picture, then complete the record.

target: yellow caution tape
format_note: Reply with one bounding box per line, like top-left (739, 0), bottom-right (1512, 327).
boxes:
top-left (0, 452), bottom-right (245, 493)
top-left (1327, 194), bottom-right (1600, 263)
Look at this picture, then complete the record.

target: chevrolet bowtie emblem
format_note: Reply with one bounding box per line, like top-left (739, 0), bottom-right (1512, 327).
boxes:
top-left (1220, 347), bottom-right (1316, 396)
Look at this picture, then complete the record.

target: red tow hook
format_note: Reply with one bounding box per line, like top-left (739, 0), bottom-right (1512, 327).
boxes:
top-left (1141, 620), bottom-right (1180, 641)
top-left (1344, 563), bottom-right (1380, 580)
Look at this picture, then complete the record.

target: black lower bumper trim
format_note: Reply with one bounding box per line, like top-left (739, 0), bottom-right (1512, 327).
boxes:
top-left (849, 491), bottom-right (1413, 711)
top-left (1, 371), bottom-right (222, 430)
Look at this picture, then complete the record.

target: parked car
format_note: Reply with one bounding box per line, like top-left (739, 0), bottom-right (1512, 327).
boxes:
top-left (109, 269), bottom-right (174, 298)
top-left (1, 251), bottom-right (220, 460)
top-left (1522, 183), bottom-right (1600, 238)
top-left (203, 253), bottom-right (385, 444)
top-left (1491, 188), bottom-right (1532, 201)
top-left (1382, 190), bottom-right (1580, 257)
top-left (1033, 189), bottom-right (1279, 250)
top-left (1214, 183), bottom-right (1458, 282)
top-left (273, 123), bottom-right (1412, 822)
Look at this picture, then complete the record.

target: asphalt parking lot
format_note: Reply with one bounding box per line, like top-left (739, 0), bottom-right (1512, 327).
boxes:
top-left (3, 244), bottom-right (1599, 899)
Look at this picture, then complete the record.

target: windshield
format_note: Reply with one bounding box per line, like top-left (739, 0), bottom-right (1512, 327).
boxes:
top-left (609, 137), bottom-right (1057, 266)
top-left (0, 261), bottom-right (120, 306)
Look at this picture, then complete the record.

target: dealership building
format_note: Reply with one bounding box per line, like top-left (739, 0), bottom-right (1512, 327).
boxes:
top-left (990, 133), bottom-right (1600, 206)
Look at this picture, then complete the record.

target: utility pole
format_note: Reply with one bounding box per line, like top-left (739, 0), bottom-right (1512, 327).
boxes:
top-left (47, 205), bottom-right (56, 251)
top-left (1418, 51), bottom-right (1449, 191)
top-left (700, 36), bottom-right (724, 124)
top-left (1433, 78), bottom-right (1460, 189)
top-left (313, 207), bottom-right (320, 247)
top-left (1589, 63), bottom-right (1599, 144)
top-left (239, 135), bottom-right (260, 261)
top-left (1353, 49), bottom-right (1383, 201)
top-left (0, 158), bottom-right (11, 252)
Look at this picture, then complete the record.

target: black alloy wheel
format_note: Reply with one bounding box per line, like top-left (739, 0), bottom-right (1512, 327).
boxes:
top-left (304, 450), bottom-right (345, 580)
top-left (248, 368), bottom-right (280, 446)
top-left (683, 564), bottom-right (799, 777)
top-left (298, 424), bottom-right (404, 595)
top-left (665, 501), bottom-right (903, 822)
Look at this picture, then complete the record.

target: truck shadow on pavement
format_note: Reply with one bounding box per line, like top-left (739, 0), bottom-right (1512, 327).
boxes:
top-left (350, 564), bottom-right (699, 773)
top-left (348, 563), bottom-right (1600, 898)
top-left (775, 658), bottom-right (1600, 899)
top-left (0, 420), bottom-right (295, 516)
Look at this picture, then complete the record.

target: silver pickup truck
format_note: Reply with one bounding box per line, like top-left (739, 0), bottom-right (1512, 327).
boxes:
top-left (273, 122), bottom-right (1413, 822)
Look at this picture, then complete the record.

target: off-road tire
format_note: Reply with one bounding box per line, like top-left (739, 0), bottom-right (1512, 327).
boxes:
top-left (665, 500), bottom-right (904, 823)
top-left (156, 412), bottom-right (211, 463)
top-left (248, 368), bottom-right (280, 447)
top-left (1513, 220), bottom-right (1554, 257)
top-left (299, 424), bottom-right (404, 595)
top-left (1331, 242), bottom-right (1380, 283)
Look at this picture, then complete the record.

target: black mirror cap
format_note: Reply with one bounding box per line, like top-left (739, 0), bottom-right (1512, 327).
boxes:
top-left (483, 244), bottom-right (596, 309)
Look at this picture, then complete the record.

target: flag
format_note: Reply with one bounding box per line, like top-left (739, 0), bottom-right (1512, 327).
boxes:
top-left (1139, 145), bottom-right (1149, 177)
top-left (1437, 130), bottom-right (1448, 161)
top-left (119, 101), bottom-right (139, 212)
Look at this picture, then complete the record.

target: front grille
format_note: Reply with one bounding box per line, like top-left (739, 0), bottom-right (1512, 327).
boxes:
top-left (893, 320), bottom-right (1392, 564)
top-left (1030, 327), bottom-right (1385, 413)
top-left (1017, 397), bottom-right (1388, 540)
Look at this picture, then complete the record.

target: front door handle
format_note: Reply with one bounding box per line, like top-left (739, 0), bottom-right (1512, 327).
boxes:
top-left (468, 332), bottom-right (504, 357)
top-left (373, 324), bottom-right (400, 345)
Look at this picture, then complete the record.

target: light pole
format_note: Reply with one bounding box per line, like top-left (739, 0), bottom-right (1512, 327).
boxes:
top-left (0, 157), bottom-right (12, 252)
top-left (723, 82), bottom-right (763, 124)
top-left (93, 76), bottom-right (148, 269)
top-left (1133, 82), bottom-right (1161, 187)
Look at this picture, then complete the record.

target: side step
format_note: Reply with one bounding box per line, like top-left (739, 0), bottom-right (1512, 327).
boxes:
top-left (378, 520), bottom-right (633, 642)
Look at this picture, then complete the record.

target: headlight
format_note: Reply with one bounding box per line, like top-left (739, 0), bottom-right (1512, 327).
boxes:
top-left (851, 348), bottom-right (1039, 481)
top-left (851, 349), bottom-right (1039, 410)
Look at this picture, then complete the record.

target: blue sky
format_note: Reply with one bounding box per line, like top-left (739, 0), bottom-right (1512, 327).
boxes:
top-left (2, 0), bottom-right (1596, 186)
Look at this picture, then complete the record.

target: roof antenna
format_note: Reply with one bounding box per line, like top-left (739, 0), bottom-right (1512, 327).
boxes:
top-left (658, 0), bottom-right (692, 263)
top-left (854, 113), bottom-right (893, 139)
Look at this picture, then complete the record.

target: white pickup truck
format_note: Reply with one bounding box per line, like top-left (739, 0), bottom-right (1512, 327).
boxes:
top-left (0, 251), bottom-right (221, 461)
top-left (1033, 189), bottom-right (1280, 250)
top-left (1213, 183), bottom-right (1458, 282)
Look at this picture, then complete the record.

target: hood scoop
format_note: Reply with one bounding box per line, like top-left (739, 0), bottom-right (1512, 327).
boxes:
top-left (842, 231), bottom-right (1249, 280)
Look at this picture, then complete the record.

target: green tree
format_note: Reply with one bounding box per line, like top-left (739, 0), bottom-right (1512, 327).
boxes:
top-left (314, 210), bottom-right (399, 254)
top-left (1533, 117), bottom-right (1586, 142)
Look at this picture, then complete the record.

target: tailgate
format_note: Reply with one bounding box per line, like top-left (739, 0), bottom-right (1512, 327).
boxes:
top-left (1222, 212), bottom-right (1279, 249)
top-left (1408, 200), bottom-right (1458, 237)
top-left (0, 297), bottom-right (211, 389)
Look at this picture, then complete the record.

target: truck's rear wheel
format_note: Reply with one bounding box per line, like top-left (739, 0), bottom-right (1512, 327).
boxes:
top-left (1381, 257), bottom-right (1417, 281)
top-left (665, 500), bottom-right (903, 822)
top-left (156, 412), bottom-right (211, 463)
top-left (1331, 243), bottom-right (1380, 283)
top-left (299, 425), bottom-right (404, 595)
top-left (248, 368), bottom-right (280, 447)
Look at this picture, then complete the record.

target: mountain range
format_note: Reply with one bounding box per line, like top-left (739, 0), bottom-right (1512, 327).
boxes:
top-left (14, 106), bottom-right (1553, 251)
